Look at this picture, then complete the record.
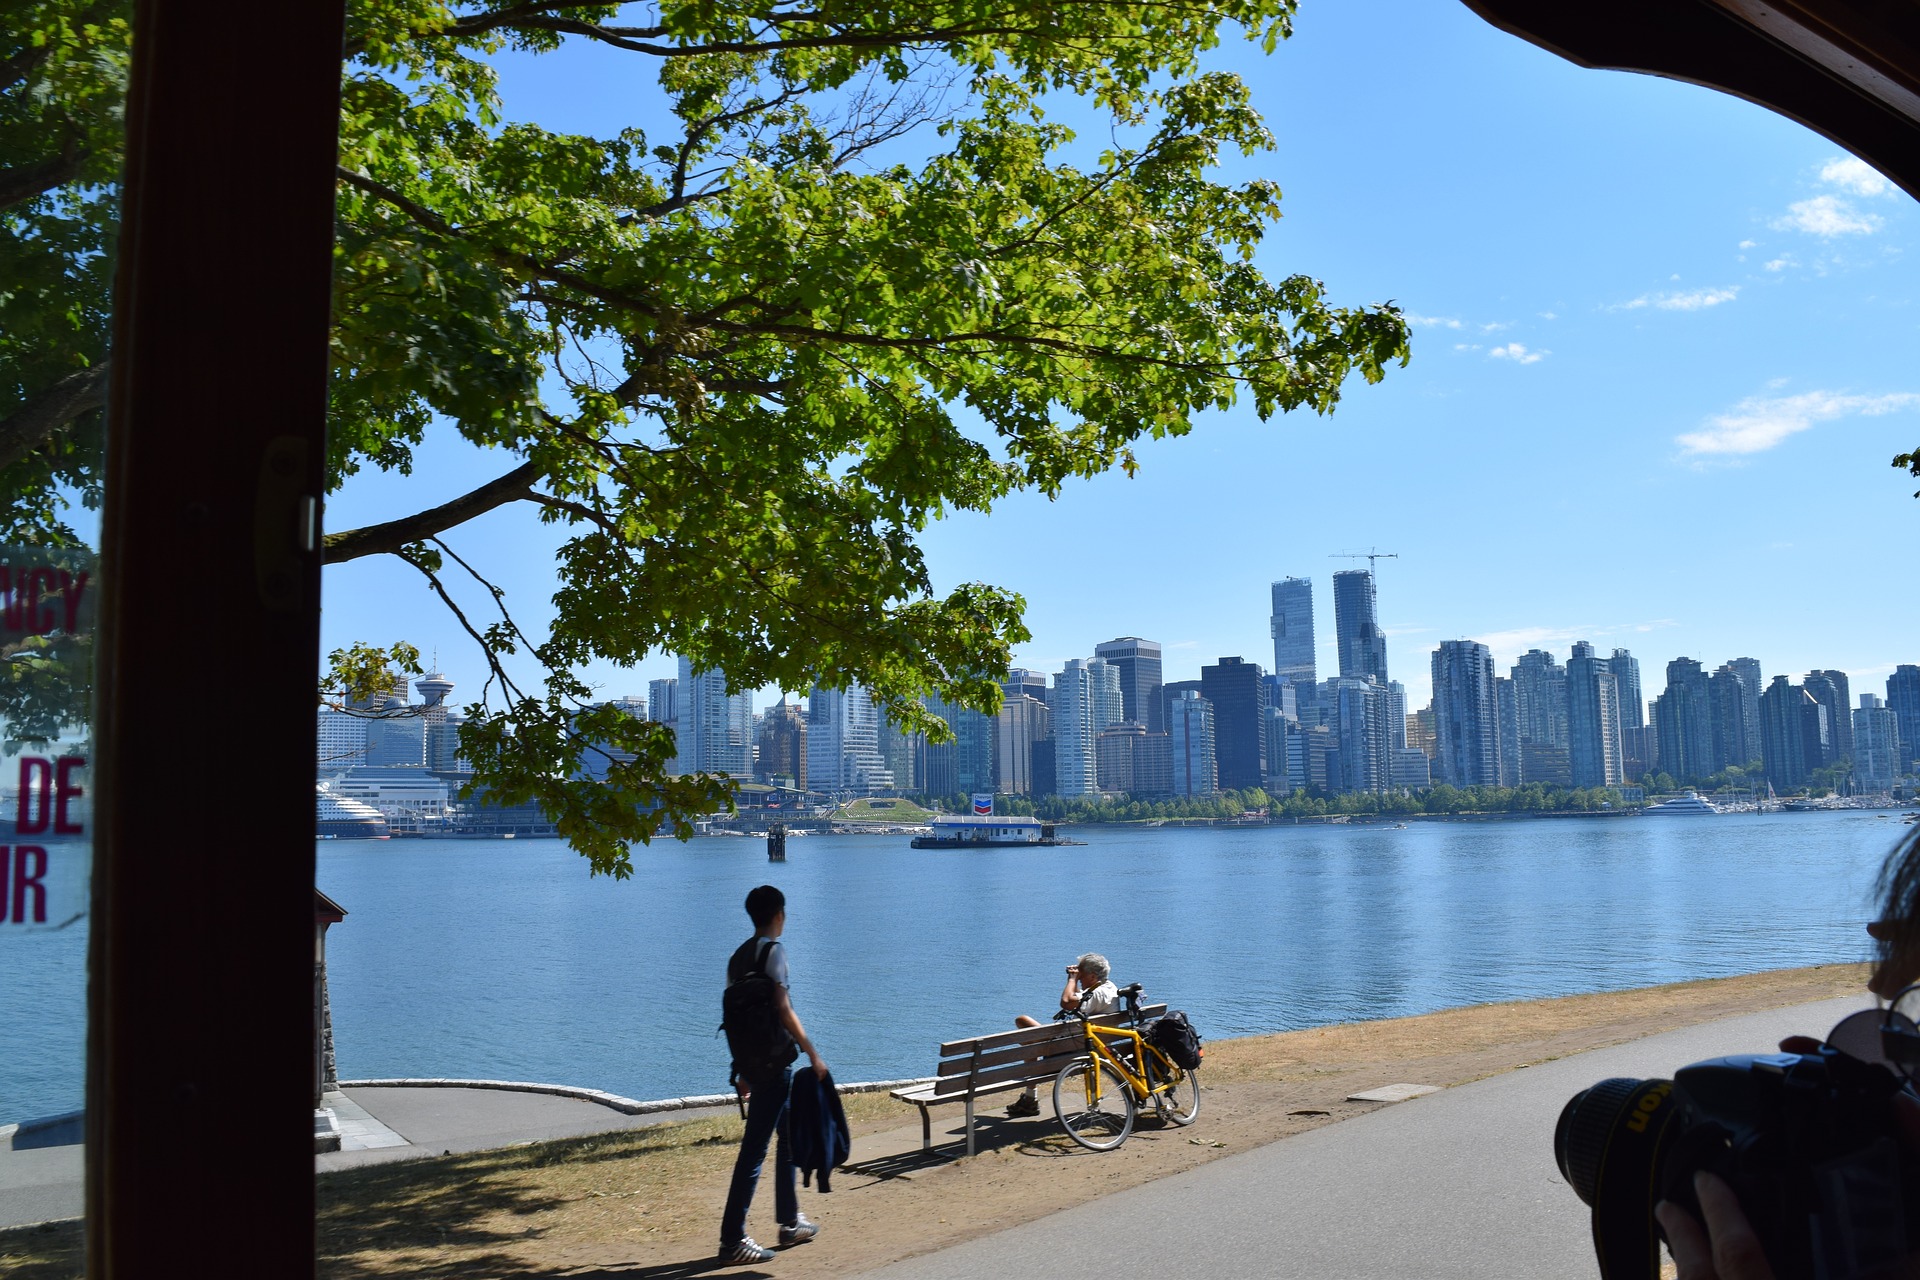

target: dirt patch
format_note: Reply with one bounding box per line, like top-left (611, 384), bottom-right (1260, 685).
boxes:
top-left (0, 963), bottom-right (1868, 1279)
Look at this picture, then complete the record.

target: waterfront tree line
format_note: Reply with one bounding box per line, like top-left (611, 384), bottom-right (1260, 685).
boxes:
top-left (919, 784), bottom-right (1642, 824)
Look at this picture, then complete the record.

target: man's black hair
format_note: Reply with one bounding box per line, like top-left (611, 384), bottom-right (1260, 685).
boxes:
top-left (745, 884), bottom-right (785, 930)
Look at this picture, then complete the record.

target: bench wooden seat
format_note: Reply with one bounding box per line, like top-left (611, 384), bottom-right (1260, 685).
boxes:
top-left (891, 1004), bottom-right (1166, 1157)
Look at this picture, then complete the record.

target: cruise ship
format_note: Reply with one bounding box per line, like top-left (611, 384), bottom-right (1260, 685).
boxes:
top-left (1645, 790), bottom-right (1720, 816)
top-left (317, 786), bottom-right (389, 839)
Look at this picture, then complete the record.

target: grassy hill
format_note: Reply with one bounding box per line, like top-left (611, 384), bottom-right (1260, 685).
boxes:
top-left (834, 798), bottom-right (939, 823)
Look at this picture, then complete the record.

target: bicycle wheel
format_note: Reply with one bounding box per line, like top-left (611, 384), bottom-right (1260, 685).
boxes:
top-left (1151, 1063), bottom-right (1201, 1126)
top-left (1053, 1055), bottom-right (1136, 1151)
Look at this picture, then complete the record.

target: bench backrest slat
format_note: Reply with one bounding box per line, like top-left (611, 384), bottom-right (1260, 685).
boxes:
top-left (934, 1050), bottom-right (1090, 1096)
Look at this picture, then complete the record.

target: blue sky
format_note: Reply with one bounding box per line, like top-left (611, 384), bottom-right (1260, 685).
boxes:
top-left (319, 0), bottom-right (1920, 719)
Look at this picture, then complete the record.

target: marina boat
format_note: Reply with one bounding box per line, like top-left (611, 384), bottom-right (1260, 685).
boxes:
top-left (1645, 790), bottom-right (1720, 816)
top-left (910, 815), bottom-right (1081, 849)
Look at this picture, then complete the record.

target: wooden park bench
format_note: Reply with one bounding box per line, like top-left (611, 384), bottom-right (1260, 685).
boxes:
top-left (891, 1002), bottom-right (1166, 1157)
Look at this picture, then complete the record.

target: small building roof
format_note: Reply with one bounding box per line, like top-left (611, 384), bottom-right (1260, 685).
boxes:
top-left (314, 888), bottom-right (347, 924)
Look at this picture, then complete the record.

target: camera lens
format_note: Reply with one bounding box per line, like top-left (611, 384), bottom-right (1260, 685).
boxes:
top-left (1555, 1077), bottom-right (1654, 1206)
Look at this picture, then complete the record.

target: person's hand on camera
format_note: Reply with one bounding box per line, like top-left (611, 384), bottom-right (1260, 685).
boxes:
top-left (1657, 1172), bottom-right (1777, 1280)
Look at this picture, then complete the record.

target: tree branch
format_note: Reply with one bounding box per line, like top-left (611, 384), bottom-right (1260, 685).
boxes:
top-left (0, 141), bottom-right (84, 212)
top-left (323, 460), bottom-right (542, 563)
top-left (0, 363), bottom-right (109, 471)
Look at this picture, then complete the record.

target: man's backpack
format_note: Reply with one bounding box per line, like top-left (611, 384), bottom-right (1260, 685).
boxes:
top-left (722, 940), bottom-right (799, 1082)
top-left (1146, 1010), bottom-right (1204, 1071)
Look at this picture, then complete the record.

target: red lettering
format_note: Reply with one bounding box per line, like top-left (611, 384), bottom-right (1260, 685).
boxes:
top-left (61, 571), bottom-right (88, 634)
top-left (16, 757), bottom-right (50, 834)
top-left (54, 757), bottom-right (83, 835)
top-left (12, 845), bottom-right (46, 924)
top-left (25, 568), bottom-right (55, 634)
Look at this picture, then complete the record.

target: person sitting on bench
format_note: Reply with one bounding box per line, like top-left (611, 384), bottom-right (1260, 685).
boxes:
top-left (1006, 952), bottom-right (1118, 1117)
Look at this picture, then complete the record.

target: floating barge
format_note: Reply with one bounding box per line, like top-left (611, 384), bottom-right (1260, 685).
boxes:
top-left (910, 815), bottom-right (1083, 849)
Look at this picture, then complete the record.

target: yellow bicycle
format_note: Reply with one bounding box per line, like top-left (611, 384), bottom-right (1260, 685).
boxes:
top-left (1052, 982), bottom-right (1201, 1150)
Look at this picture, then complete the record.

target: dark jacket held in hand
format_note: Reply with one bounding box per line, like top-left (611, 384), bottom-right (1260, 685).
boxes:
top-left (787, 1069), bottom-right (851, 1191)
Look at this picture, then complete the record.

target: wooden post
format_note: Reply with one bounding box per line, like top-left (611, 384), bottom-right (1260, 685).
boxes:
top-left (88, 1), bottom-right (344, 1273)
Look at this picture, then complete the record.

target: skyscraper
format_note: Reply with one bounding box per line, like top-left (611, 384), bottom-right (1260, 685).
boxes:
top-left (994, 693), bottom-right (1049, 795)
top-left (1168, 691), bottom-right (1217, 797)
top-left (1332, 569), bottom-right (1388, 684)
top-left (1494, 676), bottom-right (1521, 786)
top-left (1566, 642), bottom-right (1623, 787)
top-left (1511, 649), bottom-right (1569, 776)
top-left (1431, 640), bottom-right (1501, 787)
top-left (755, 700), bottom-right (807, 789)
top-left (1330, 678), bottom-right (1391, 793)
top-left (1052, 659), bottom-right (1101, 798)
top-left (1759, 674), bottom-right (1827, 792)
top-left (925, 693), bottom-right (995, 795)
top-left (1726, 657), bottom-right (1763, 763)
top-left (679, 656), bottom-right (754, 776)
top-left (1093, 637), bottom-right (1165, 733)
top-left (1269, 577), bottom-right (1317, 689)
top-left (1709, 665), bottom-right (1755, 773)
top-left (1610, 649), bottom-right (1645, 732)
top-left (806, 683), bottom-right (894, 793)
top-left (1200, 656), bottom-right (1269, 791)
top-left (1803, 671), bottom-right (1854, 765)
top-left (1855, 694), bottom-right (1902, 793)
top-left (1890, 666), bottom-right (1920, 775)
top-left (1654, 658), bottom-right (1716, 784)
top-left (1087, 657), bottom-right (1125, 737)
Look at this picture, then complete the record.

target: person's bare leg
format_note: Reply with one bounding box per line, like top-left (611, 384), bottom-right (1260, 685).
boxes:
top-left (1014, 1014), bottom-right (1039, 1028)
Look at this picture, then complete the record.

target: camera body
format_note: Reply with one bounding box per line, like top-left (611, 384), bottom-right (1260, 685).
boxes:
top-left (1557, 1048), bottom-right (1920, 1280)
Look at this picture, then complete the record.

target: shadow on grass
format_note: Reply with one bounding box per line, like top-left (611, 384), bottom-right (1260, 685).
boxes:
top-left (317, 1124), bottom-right (734, 1279)
top-left (0, 1218), bottom-right (82, 1280)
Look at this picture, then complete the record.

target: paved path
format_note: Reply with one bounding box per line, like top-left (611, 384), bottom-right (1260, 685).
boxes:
top-left (856, 995), bottom-right (1867, 1280)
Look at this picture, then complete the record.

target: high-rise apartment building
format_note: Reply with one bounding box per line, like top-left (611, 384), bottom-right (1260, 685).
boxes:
top-left (647, 677), bottom-right (677, 729)
top-left (995, 693), bottom-right (1050, 795)
top-left (1087, 658), bottom-right (1125, 738)
top-left (1331, 677), bottom-right (1391, 794)
top-left (1511, 649), bottom-right (1569, 777)
top-left (807, 683), bottom-right (894, 793)
top-left (1725, 658), bottom-right (1763, 763)
top-left (1201, 656), bottom-right (1269, 792)
top-left (878, 711), bottom-right (918, 792)
top-left (1889, 666), bottom-right (1920, 774)
top-left (1096, 722), bottom-right (1172, 796)
top-left (1803, 671), bottom-right (1854, 765)
top-left (1431, 640), bottom-right (1501, 787)
top-left (1708, 665), bottom-right (1755, 773)
top-left (1759, 674), bottom-right (1828, 792)
top-left (1610, 649), bottom-right (1645, 732)
top-left (1003, 668), bottom-right (1050, 707)
top-left (1494, 676), bottom-right (1521, 786)
top-left (678, 657), bottom-right (754, 776)
top-left (1332, 569), bottom-right (1389, 684)
top-left (1093, 637), bottom-right (1165, 734)
top-left (1566, 642), bottom-right (1623, 787)
top-left (1168, 690), bottom-right (1218, 797)
top-left (1269, 577), bottom-right (1318, 689)
top-left (1052, 659), bottom-right (1102, 798)
top-left (1855, 694), bottom-right (1903, 792)
top-left (1654, 657), bottom-right (1716, 784)
top-left (317, 704), bottom-right (370, 770)
top-left (1160, 679), bottom-right (1202, 737)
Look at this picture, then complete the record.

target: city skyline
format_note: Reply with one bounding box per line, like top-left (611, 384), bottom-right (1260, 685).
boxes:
top-left (315, 0), bottom-right (1920, 727)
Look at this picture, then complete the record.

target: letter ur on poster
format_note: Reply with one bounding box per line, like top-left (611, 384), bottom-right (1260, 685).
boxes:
top-left (0, 547), bottom-right (96, 932)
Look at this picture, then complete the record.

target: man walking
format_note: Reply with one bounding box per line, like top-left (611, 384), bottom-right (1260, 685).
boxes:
top-left (720, 885), bottom-right (828, 1265)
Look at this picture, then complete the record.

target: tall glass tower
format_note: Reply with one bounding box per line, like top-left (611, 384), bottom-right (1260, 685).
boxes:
top-left (1332, 569), bottom-right (1388, 684)
top-left (1268, 578), bottom-right (1316, 689)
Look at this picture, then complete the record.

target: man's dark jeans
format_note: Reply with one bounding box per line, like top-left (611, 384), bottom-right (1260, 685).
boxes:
top-left (720, 1065), bottom-right (797, 1247)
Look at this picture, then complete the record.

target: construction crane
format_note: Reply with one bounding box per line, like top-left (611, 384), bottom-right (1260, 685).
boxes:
top-left (1330, 548), bottom-right (1399, 573)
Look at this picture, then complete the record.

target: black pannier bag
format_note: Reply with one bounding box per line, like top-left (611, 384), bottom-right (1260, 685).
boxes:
top-left (721, 939), bottom-right (799, 1082)
top-left (1146, 1009), bottom-right (1203, 1070)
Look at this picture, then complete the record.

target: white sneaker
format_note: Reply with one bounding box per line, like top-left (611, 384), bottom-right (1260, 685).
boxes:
top-left (780, 1214), bottom-right (820, 1246)
top-left (720, 1236), bottom-right (775, 1263)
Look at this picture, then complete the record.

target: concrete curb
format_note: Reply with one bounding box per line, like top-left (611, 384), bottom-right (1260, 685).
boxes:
top-left (335, 1076), bottom-right (936, 1118)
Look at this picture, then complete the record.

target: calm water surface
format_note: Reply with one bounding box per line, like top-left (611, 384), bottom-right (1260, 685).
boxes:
top-left (1, 812), bottom-right (1907, 1119)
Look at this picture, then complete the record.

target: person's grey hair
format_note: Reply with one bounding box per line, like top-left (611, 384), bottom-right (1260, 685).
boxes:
top-left (1077, 953), bottom-right (1110, 983)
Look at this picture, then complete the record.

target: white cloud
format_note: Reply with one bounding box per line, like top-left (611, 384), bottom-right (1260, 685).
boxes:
top-left (1820, 156), bottom-right (1893, 198)
top-left (1614, 286), bottom-right (1741, 311)
top-left (1774, 194), bottom-right (1883, 237)
top-left (1738, 239), bottom-right (1758, 250)
top-left (1453, 342), bottom-right (1482, 352)
top-left (1405, 312), bottom-right (1464, 330)
top-left (1471, 620), bottom-right (1678, 666)
top-left (1488, 342), bottom-right (1546, 364)
top-left (1764, 255), bottom-right (1794, 272)
top-left (1539, 311), bottom-right (1558, 320)
top-left (1675, 389), bottom-right (1920, 457)
top-left (1479, 321), bottom-right (1510, 333)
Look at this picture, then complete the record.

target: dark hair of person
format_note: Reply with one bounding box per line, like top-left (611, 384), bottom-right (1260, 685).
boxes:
top-left (1874, 825), bottom-right (1920, 985)
top-left (745, 884), bottom-right (785, 931)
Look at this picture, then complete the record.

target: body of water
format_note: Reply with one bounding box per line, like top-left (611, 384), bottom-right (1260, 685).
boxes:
top-left (1, 811), bottom-right (1907, 1121)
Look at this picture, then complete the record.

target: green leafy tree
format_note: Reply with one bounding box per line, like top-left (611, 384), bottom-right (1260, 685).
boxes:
top-left (5, 0), bottom-right (1409, 874)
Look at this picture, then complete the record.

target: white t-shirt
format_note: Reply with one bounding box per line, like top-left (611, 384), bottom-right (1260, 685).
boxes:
top-left (1079, 980), bottom-right (1119, 1016)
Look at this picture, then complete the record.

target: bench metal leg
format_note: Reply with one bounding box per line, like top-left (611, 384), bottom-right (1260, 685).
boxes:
top-left (965, 1095), bottom-right (975, 1158)
top-left (919, 1104), bottom-right (931, 1152)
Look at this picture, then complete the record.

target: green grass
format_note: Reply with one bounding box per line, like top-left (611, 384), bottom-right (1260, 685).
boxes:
top-left (835, 798), bottom-right (938, 822)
